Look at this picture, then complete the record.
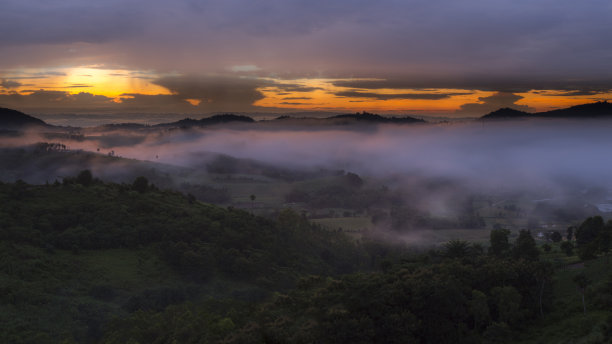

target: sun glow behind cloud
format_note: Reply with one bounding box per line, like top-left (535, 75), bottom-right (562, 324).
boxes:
top-left (1, 67), bottom-right (172, 99)
top-left (515, 90), bottom-right (612, 111)
top-left (255, 78), bottom-right (496, 113)
top-left (1, 67), bottom-right (611, 115)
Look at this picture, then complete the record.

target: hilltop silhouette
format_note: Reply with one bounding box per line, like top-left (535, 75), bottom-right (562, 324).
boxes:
top-left (537, 101), bottom-right (612, 118)
top-left (0, 107), bottom-right (48, 129)
top-left (330, 111), bottom-right (425, 124)
top-left (480, 108), bottom-right (530, 120)
top-left (481, 101), bottom-right (612, 120)
top-left (155, 114), bottom-right (255, 128)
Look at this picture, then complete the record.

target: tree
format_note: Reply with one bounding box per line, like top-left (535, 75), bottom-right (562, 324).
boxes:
top-left (576, 216), bottom-right (604, 260)
top-left (598, 222), bottom-right (612, 259)
top-left (534, 262), bottom-right (553, 317)
top-left (550, 231), bottom-right (562, 243)
top-left (469, 290), bottom-right (490, 330)
top-left (573, 272), bottom-right (591, 315)
top-left (513, 230), bottom-right (539, 261)
top-left (567, 226), bottom-right (575, 241)
top-left (444, 240), bottom-right (470, 259)
top-left (560, 241), bottom-right (574, 256)
top-left (344, 172), bottom-right (363, 188)
top-left (76, 170), bottom-right (93, 187)
top-left (489, 229), bottom-right (511, 257)
top-left (491, 286), bottom-right (522, 325)
top-left (132, 176), bottom-right (149, 193)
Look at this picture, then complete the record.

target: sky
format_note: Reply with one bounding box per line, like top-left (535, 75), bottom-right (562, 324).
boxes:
top-left (1, 0), bottom-right (612, 118)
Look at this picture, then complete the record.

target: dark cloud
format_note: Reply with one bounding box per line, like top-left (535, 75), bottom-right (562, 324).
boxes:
top-left (0, 90), bottom-right (193, 113)
top-left (0, 75), bottom-right (281, 113)
top-left (335, 90), bottom-right (472, 100)
top-left (0, 1), bottom-right (143, 46)
top-left (1, 1), bottom-right (612, 99)
top-left (547, 90), bottom-right (612, 97)
top-left (0, 71), bottom-right (67, 80)
top-left (152, 75), bottom-right (271, 112)
top-left (332, 78), bottom-right (612, 94)
top-left (274, 85), bottom-right (324, 93)
top-left (281, 97), bottom-right (312, 100)
top-left (0, 91), bottom-right (120, 113)
top-left (455, 92), bottom-right (535, 116)
top-left (1, 79), bottom-right (21, 89)
top-left (117, 93), bottom-right (193, 112)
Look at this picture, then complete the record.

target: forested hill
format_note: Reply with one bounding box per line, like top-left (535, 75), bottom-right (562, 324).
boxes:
top-left (0, 175), bottom-right (367, 343)
top-left (2, 176), bottom-right (612, 343)
top-left (0, 175), bottom-right (363, 280)
top-left (329, 112), bottom-right (425, 124)
top-left (154, 114), bottom-right (255, 128)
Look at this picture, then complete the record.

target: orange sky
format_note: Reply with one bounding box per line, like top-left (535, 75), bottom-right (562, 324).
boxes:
top-left (1, 67), bottom-right (610, 115)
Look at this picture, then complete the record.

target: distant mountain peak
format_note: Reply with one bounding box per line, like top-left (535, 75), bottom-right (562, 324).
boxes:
top-left (330, 111), bottom-right (425, 124)
top-left (481, 108), bottom-right (530, 120)
top-left (155, 113), bottom-right (255, 128)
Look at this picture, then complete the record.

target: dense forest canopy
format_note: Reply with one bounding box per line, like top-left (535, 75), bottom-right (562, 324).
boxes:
top-left (1, 175), bottom-right (612, 343)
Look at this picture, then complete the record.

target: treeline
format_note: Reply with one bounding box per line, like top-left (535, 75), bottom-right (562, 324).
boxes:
top-left (285, 172), bottom-right (396, 210)
top-left (104, 229), bottom-right (556, 343)
top-left (0, 173), bottom-right (370, 284)
top-left (571, 215), bottom-right (612, 260)
top-left (0, 173), bottom-right (387, 343)
top-left (2, 174), bottom-right (612, 343)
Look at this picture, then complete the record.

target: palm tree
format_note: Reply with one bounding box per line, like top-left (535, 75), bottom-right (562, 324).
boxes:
top-left (444, 240), bottom-right (470, 259)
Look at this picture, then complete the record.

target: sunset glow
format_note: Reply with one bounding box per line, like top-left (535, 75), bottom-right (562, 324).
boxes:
top-left (1, 67), bottom-right (171, 99)
top-left (1, 1), bottom-right (611, 116)
top-left (3, 70), bottom-right (609, 115)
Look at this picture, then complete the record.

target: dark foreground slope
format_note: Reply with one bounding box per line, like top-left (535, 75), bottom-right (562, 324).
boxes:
top-left (2, 178), bottom-right (612, 343)
top-left (0, 177), bottom-right (366, 343)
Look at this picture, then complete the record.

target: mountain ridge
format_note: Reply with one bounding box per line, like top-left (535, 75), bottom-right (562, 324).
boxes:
top-left (0, 107), bottom-right (48, 129)
top-left (481, 101), bottom-right (612, 120)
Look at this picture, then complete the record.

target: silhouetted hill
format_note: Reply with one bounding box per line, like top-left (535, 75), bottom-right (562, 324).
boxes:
top-left (100, 122), bottom-right (147, 130)
top-left (537, 101), bottom-right (612, 118)
top-left (152, 111), bottom-right (425, 128)
top-left (0, 107), bottom-right (47, 129)
top-left (480, 107), bottom-right (530, 120)
top-left (156, 114), bottom-right (255, 128)
top-left (481, 101), bottom-right (612, 120)
top-left (330, 112), bottom-right (425, 124)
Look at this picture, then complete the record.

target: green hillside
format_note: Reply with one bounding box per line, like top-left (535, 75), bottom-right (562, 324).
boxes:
top-left (1, 176), bottom-right (612, 343)
top-left (0, 175), bottom-right (368, 343)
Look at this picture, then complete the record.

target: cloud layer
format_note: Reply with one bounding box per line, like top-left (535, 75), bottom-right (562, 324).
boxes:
top-left (1, 0), bottom-right (612, 89)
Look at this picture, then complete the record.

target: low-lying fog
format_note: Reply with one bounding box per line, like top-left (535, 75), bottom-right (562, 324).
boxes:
top-left (48, 120), bottom-right (612, 186)
top-left (4, 118), bottom-right (612, 220)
